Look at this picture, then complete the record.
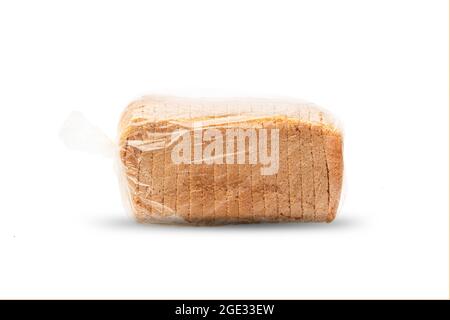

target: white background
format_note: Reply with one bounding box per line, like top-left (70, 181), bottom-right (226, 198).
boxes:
top-left (0, 0), bottom-right (448, 299)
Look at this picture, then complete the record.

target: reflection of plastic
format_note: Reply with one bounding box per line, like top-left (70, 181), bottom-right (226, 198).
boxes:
top-left (118, 95), bottom-right (344, 225)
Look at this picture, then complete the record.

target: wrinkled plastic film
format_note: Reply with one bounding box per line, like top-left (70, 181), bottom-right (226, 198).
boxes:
top-left (117, 95), bottom-right (344, 225)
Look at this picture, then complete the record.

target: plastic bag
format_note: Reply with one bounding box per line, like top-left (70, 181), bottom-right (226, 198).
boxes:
top-left (116, 95), bottom-right (343, 225)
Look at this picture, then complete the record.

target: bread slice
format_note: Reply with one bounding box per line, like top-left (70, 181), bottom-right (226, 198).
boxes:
top-left (298, 108), bottom-right (315, 221)
top-left (250, 120), bottom-right (265, 222)
top-left (277, 111), bottom-right (291, 219)
top-left (310, 110), bottom-right (329, 221)
top-left (175, 103), bottom-right (191, 220)
top-left (225, 104), bottom-right (240, 221)
top-left (189, 102), bottom-right (204, 223)
top-left (324, 128), bottom-right (343, 222)
top-left (200, 103), bottom-right (216, 223)
top-left (262, 110), bottom-right (278, 220)
top-left (238, 119), bottom-right (254, 222)
top-left (287, 113), bottom-right (303, 219)
top-left (213, 125), bottom-right (228, 221)
top-left (118, 95), bottom-right (343, 224)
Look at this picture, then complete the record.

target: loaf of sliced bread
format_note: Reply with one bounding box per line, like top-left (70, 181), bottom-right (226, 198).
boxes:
top-left (118, 95), bottom-right (343, 224)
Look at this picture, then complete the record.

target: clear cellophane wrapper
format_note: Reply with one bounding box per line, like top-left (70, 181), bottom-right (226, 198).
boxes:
top-left (117, 95), bottom-right (343, 225)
